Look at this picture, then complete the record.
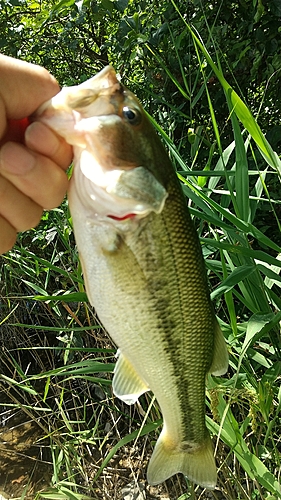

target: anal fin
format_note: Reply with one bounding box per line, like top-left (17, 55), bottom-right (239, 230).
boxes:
top-left (113, 351), bottom-right (149, 405)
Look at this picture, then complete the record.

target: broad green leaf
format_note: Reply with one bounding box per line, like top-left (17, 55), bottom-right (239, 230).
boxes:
top-left (242, 313), bottom-right (275, 354)
top-left (51, 0), bottom-right (76, 12)
top-left (201, 238), bottom-right (281, 268)
top-left (211, 265), bottom-right (256, 300)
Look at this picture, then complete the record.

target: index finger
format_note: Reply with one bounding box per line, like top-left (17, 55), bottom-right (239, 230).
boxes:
top-left (0, 54), bottom-right (60, 137)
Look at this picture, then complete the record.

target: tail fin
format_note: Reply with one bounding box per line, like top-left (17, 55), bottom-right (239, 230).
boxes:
top-left (147, 430), bottom-right (217, 489)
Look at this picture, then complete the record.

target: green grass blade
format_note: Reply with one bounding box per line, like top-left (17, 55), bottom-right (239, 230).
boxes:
top-left (93, 419), bottom-right (162, 481)
top-left (171, 0), bottom-right (281, 174)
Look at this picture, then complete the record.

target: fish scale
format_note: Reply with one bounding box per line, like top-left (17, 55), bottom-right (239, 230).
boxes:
top-left (35, 65), bottom-right (229, 489)
top-left (122, 205), bottom-right (213, 440)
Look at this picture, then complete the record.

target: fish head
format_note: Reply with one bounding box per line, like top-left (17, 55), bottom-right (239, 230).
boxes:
top-left (35, 66), bottom-right (169, 226)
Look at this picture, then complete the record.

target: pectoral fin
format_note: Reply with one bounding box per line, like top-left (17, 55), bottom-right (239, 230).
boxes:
top-left (113, 351), bottom-right (149, 405)
top-left (209, 319), bottom-right (229, 376)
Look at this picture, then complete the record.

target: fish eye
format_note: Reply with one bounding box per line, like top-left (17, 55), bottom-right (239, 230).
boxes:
top-left (122, 106), bottom-right (142, 125)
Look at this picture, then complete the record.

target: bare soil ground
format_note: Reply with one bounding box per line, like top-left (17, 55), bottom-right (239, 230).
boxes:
top-left (0, 406), bottom-right (228, 500)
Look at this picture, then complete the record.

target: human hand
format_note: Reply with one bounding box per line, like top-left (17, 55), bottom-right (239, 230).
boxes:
top-left (0, 54), bottom-right (73, 254)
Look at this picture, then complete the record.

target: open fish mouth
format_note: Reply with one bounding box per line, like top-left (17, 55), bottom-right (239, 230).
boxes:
top-left (36, 66), bottom-right (168, 224)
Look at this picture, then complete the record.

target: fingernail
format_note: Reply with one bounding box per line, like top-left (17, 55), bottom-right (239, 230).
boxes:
top-left (0, 142), bottom-right (36, 175)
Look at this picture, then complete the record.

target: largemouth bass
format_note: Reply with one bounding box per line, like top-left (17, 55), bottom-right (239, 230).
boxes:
top-left (36, 66), bottom-right (228, 489)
